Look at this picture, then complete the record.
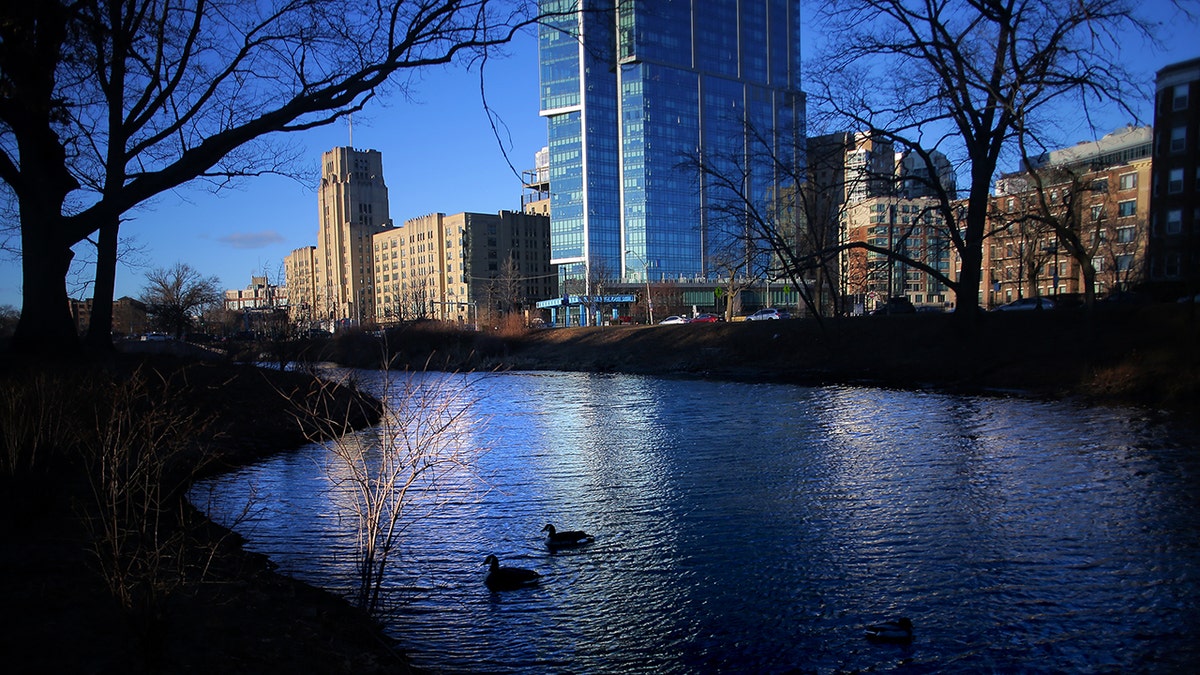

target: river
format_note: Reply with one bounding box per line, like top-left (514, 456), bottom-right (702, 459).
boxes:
top-left (191, 369), bottom-right (1200, 673)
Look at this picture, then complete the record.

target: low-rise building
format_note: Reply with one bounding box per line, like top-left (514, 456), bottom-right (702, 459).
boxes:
top-left (984, 126), bottom-right (1153, 307)
top-left (224, 276), bottom-right (287, 311)
top-left (373, 210), bottom-right (555, 326)
top-left (68, 296), bottom-right (148, 337)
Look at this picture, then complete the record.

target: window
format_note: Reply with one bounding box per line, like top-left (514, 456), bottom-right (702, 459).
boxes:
top-left (1090, 178), bottom-right (1108, 193)
top-left (1116, 254), bottom-right (1134, 272)
top-left (1090, 205), bottom-right (1104, 221)
top-left (1166, 209), bottom-right (1182, 234)
top-left (1169, 168), bottom-right (1185, 194)
top-left (1170, 126), bottom-right (1186, 153)
top-left (1173, 84), bottom-right (1190, 111)
top-left (1165, 253), bottom-right (1181, 278)
top-left (1119, 173), bottom-right (1136, 190)
top-left (1117, 200), bottom-right (1137, 217)
top-left (1117, 226), bottom-right (1136, 243)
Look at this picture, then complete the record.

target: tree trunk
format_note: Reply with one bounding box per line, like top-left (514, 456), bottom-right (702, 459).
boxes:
top-left (13, 220), bottom-right (79, 356)
top-left (955, 175), bottom-right (990, 317)
top-left (85, 219), bottom-right (119, 352)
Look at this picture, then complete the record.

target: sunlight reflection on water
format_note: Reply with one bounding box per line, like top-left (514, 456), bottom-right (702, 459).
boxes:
top-left (193, 370), bottom-right (1200, 674)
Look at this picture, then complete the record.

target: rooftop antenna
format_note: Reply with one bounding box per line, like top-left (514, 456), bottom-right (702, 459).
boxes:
top-left (348, 114), bottom-right (353, 149)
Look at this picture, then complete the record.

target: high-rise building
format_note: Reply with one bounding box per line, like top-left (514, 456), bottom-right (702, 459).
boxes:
top-left (538, 0), bottom-right (805, 312)
top-left (315, 147), bottom-right (394, 324)
top-left (1150, 57), bottom-right (1199, 298)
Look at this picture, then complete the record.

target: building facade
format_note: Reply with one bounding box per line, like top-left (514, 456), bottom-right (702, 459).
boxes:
top-left (372, 210), bottom-right (555, 325)
top-left (984, 126), bottom-right (1154, 307)
top-left (842, 196), bottom-right (955, 312)
top-left (1150, 57), bottom-right (1200, 298)
top-left (284, 246), bottom-right (318, 325)
top-left (522, 147), bottom-right (551, 217)
top-left (803, 131), bottom-right (957, 313)
top-left (224, 276), bottom-right (287, 312)
top-left (538, 0), bottom-right (805, 310)
top-left (315, 147), bottom-right (395, 325)
top-left (68, 296), bottom-right (148, 337)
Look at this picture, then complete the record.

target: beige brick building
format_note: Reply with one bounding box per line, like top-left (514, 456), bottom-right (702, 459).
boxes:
top-left (373, 210), bottom-right (555, 325)
top-left (314, 147), bottom-right (394, 325)
top-left (284, 246), bottom-right (317, 324)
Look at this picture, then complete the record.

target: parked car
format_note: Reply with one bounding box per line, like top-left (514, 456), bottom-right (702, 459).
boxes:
top-left (690, 313), bottom-right (722, 323)
top-left (659, 315), bottom-right (690, 324)
top-left (870, 296), bottom-right (917, 315)
top-left (746, 308), bottom-right (789, 321)
top-left (993, 297), bottom-right (1056, 311)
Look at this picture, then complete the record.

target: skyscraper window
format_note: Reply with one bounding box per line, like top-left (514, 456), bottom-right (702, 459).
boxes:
top-left (538, 0), bottom-right (805, 297)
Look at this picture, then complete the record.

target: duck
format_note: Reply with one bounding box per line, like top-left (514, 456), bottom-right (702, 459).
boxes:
top-left (864, 617), bottom-right (914, 643)
top-left (542, 523), bottom-right (595, 549)
top-left (483, 554), bottom-right (541, 591)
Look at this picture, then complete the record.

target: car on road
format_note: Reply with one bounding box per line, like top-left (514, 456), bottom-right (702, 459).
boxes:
top-left (690, 313), bottom-right (722, 323)
top-left (993, 297), bottom-right (1056, 311)
top-left (870, 296), bottom-right (917, 315)
top-left (745, 308), bottom-right (789, 321)
top-left (659, 315), bottom-right (690, 324)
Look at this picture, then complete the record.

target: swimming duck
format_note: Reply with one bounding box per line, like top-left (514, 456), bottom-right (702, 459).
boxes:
top-left (483, 554), bottom-right (541, 591)
top-left (864, 617), bottom-right (914, 643)
top-left (542, 523), bottom-right (595, 549)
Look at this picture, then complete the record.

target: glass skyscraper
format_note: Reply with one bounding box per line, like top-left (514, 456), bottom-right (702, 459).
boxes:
top-left (538, 0), bottom-right (805, 297)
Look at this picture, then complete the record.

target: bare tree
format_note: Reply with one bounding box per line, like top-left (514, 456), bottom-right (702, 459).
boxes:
top-left (310, 368), bottom-right (486, 617)
top-left (0, 0), bottom-right (551, 355)
top-left (707, 245), bottom-right (758, 321)
top-left (808, 0), bottom-right (1155, 317)
top-left (489, 255), bottom-right (524, 317)
top-left (140, 263), bottom-right (221, 339)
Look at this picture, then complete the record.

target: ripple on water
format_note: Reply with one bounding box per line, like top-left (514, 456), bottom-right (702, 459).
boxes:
top-left (192, 371), bottom-right (1200, 674)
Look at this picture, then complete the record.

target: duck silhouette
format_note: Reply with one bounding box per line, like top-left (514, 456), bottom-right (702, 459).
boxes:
top-left (864, 617), bottom-right (913, 643)
top-left (542, 523), bottom-right (595, 549)
top-left (483, 555), bottom-right (541, 591)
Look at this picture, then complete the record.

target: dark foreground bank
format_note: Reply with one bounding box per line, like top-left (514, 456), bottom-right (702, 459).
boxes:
top-left (0, 356), bottom-right (416, 674)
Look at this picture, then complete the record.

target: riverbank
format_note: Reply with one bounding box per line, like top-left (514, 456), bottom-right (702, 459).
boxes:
top-left (0, 355), bottom-right (416, 673)
top-left (342, 303), bottom-right (1200, 417)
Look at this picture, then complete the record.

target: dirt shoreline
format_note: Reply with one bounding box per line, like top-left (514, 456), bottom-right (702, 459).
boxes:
top-left (363, 304), bottom-right (1199, 418)
top-left (0, 356), bottom-right (418, 674)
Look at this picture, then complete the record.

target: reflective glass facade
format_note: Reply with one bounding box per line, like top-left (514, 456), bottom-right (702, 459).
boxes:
top-left (538, 0), bottom-right (805, 290)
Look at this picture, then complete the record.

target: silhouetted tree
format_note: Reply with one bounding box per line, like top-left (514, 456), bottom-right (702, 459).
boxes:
top-left (0, 0), bottom-right (550, 355)
top-left (808, 0), bottom-right (1158, 317)
top-left (140, 263), bottom-right (220, 339)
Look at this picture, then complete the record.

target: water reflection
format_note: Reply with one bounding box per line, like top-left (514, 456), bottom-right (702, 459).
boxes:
top-left (193, 371), bottom-right (1200, 673)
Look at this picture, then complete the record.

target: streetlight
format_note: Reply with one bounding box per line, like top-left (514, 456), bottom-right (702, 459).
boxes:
top-left (626, 249), bottom-right (654, 324)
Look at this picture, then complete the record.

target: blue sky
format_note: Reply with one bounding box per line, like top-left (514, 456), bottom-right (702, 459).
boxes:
top-left (0, 5), bottom-right (1196, 310)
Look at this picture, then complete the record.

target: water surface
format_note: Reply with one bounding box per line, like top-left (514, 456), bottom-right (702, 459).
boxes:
top-left (193, 371), bottom-right (1200, 673)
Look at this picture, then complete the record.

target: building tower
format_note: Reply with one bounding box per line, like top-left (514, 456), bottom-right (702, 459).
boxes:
top-left (315, 147), bottom-right (394, 325)
top-left (1150, 57), bottom-right (1200, 299)
top-left (537, 0), bottom-right (806, 315)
